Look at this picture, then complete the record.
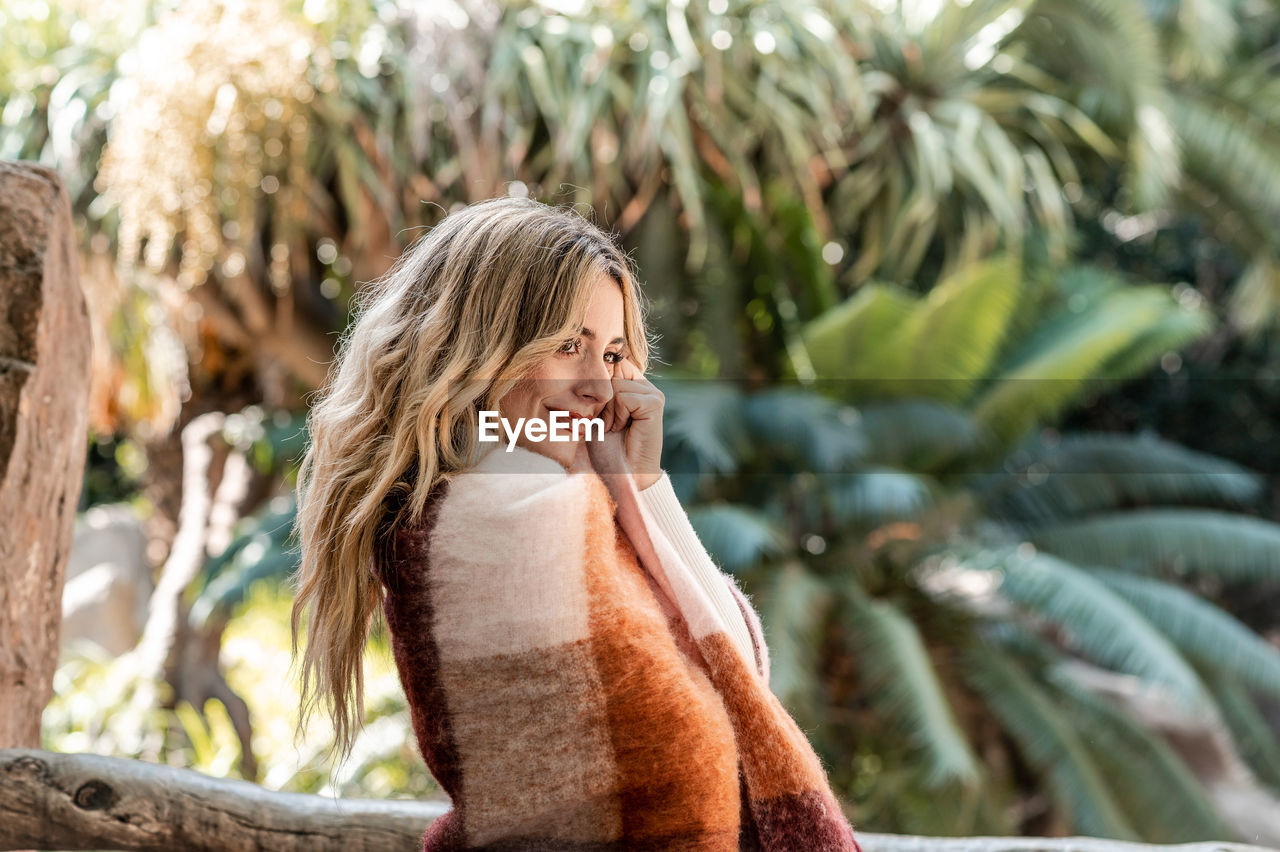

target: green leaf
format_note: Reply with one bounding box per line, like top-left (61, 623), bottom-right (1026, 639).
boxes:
top-left (801, 283), bottom-right (916, 381)
top-left (840, 583), bottom-right (982, 789)
top-left (1031, 508), bottom-right (1280, 583)
top-left (1088, 567), bottom-right (1280, 702)
top-left (867, 256), bottom-right (1023, 403)
top-left (757, 563), bottom-right (831, 724)
top-left (742, 388), bottom-right (867, 472)
top-left (657, 380), bottom-right (748, 475)
top-left (1045, 666), bottom-right (1230, 840)
top-left (822, 467), bottom-right (936, 526)
top-left (1099, 295), bottom-right (1213, 381)
top-left (961, 641), bottom-right (1139, 838)
top-left (857, 400), bottom-right (988, 470)
top-left (973, 284), bottom-right (1188, 446)
top-left (686, 504), bottom-right (788, 573)
top-left (967, 547), bottom-right (1210, 712)
top-left (977, 431), bottom-right (1264, 523)
top-left (1198, 666), bottom-right (1280, 792)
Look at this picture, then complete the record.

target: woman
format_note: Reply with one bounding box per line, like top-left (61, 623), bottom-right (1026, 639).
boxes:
top-left (291, 196), bottom-right (864, 850)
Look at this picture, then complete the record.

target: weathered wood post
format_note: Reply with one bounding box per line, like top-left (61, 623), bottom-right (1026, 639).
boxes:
top-left (2, 748), bottom-right (1278, 852)
top-left (0, 161), bottom-right (92, 748)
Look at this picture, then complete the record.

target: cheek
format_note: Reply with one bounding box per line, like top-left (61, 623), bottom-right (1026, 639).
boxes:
top-left (526, 358), bottom-right (577, 398)
top-left (500, 381), bottom-right (538, 415)
top-left (503, 377), bottom-right (552, 416)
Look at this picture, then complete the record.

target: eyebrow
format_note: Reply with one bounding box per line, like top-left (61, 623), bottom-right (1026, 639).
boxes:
top-left (579, 327), bottom-right (627, 346)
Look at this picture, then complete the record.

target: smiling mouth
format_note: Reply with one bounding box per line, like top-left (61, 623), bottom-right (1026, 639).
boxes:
top-left (547, 407), bottom-right (597, 420)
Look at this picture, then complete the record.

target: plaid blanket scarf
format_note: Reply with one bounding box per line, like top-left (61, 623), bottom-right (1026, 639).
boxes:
top-left (375, 431), bottom-right (865, 851)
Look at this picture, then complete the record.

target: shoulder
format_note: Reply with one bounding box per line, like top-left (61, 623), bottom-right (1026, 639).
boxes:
top-left (379, 447), bottom-right (597, 580)
top-left (413, 448), bottom-right (610, 662)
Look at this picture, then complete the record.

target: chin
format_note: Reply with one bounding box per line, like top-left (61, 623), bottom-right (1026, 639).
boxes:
top-left (524, 440), bottom-right (574, 469)
top-left (551, 443), bottom-right (579, 468)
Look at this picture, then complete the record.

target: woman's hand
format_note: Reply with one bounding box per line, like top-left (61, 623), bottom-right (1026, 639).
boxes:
top-left (600, 357), bottom-right (664, 491)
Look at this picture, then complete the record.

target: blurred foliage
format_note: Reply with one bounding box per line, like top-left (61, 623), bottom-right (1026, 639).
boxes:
top-left (78, 433), bottom-right (146, 510)
top-left (654, 256), bottom-right (1280, 837)
top-left (5, 0), bottom-right (1280, 435)
top-left (45, 578), bottom-right (440, 800)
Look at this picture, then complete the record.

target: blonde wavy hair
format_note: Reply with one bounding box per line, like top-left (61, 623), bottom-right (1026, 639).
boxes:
top-left (290, 196), bottom-right (651, 761)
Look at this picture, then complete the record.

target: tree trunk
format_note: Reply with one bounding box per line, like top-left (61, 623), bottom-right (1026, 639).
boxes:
top-left (0, 161), bottom-right (91, 748)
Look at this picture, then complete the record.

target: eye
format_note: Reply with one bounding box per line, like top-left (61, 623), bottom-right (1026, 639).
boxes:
top-left (604, 350), bottom-right (625, 364)
top-left (557, 337), bottom-right (582, 356)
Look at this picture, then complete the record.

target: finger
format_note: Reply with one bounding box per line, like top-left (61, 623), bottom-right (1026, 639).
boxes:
top-left (610, 388), bottom-right (661, 416)
top-left (605, 393), bottom-right (626, 431)
top-left (614, 355), bottom-right (644, 381)
top-left (608, 381), bottom-right (661, 419)
top-left (607, 395), bottom-right (659, 437)
top-left (609, 377), bottom-right (656, 395)
top-left (609, 381), bottom-right (663, 413)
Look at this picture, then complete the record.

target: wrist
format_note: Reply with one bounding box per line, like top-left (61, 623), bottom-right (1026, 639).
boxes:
top-left (635, 471), bottom-right (662, 491)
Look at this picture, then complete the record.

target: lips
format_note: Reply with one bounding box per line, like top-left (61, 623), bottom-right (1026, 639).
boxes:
top-left (547, 407), bottom-right (595, 420)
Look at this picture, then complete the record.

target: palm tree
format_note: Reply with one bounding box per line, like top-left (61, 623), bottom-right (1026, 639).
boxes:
top-left (656, 256), bottom-right (1280, 839)
top-left (10, 0), bottom-right (1280, 431)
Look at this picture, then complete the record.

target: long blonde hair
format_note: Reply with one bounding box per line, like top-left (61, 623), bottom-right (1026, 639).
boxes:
top-left (290, 196), bottom-right (651, 761)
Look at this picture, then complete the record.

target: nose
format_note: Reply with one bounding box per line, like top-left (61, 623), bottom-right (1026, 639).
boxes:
top-left (574, 356), bottom-right (615, 410)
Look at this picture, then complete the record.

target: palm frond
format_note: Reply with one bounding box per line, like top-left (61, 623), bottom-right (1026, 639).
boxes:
top-left (917, 0), bottom-right (1039, 66)
top-left (977, 431), bottom-right (1264, 524)
top-left (1197, 665), bottom-right (1280, 792)
top-left (803, 256), bottom-right (1024, 405)
top-left (756, 563), bottom-right (831, 723)
top-left (961, 640), bottom-right (1140, 838)
top-left (964, 547), bottom-right (1210, 712)
top-left (821, 467), bottom-right (937, 526)
top-left (839, 582), bottom-right (983, 789)
top-left (1098, 296), bottom-right (1214, 382)
top-left (973, 281), bottom-right (1200, 447)
top-left (1020, 0), bottom-right (1177, 208)
top-left (1171, 82), bottom-right (1280, 247)
top-left (686, 504), bottom-right (789, 573)
top-left (801, 283), bottom-right (916, 381)
top-left (191, 497), bottom-right (298, 626)
top-left (863, 256), bottom-right (1023, 404)
top-left (1044, 664), bottom-right (1231, 840)
top-left (1159, 0), bottom-right (1239, 79)
top-left (190, 546), bottom-right (300, 628)
top-left (1227, 255), bottom-right (1280, 336)
top-left (856, 399), bottom-right (989, 470)
top-left (201, 505), bottom-right (296, 580)
top-left (1086, 566), bottom-right (1280, 702)
top-left (742, 388), bottom-right (867, 473)
top-left (1032, 508), bottom-right (1280, 582)
top-left (657, 379), bottom-right (748, 475)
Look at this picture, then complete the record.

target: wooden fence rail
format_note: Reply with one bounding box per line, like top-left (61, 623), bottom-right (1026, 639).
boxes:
top-left (1, 749), bottom-right (1275, 852)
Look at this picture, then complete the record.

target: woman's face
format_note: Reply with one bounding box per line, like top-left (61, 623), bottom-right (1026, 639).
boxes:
top-left (496, 273), bottom-right (628, 470)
